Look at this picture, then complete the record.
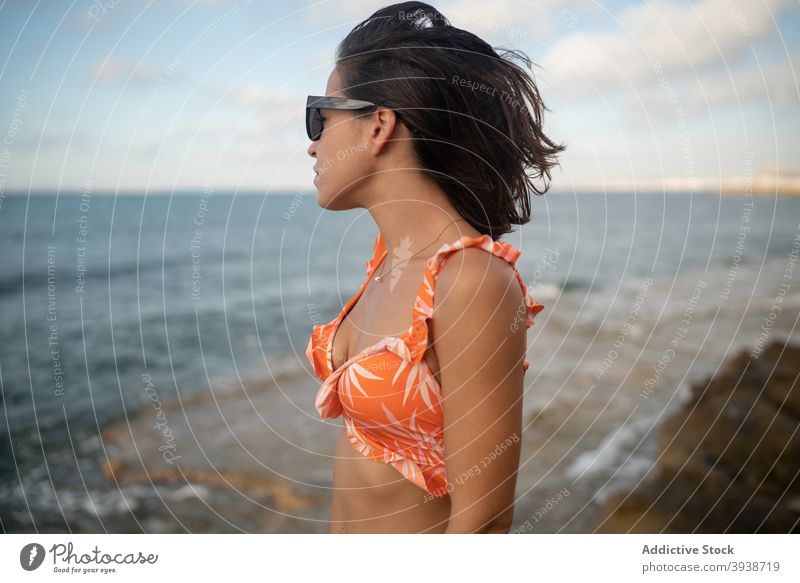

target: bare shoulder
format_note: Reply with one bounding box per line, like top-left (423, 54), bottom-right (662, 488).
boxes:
top-left (429, 247), bottom-right (525, 354)
top-left (434, 246), bottom-right (523, 315)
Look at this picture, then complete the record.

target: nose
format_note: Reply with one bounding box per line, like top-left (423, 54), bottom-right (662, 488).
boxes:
top-left (307, 140), bottom-right (317, 158)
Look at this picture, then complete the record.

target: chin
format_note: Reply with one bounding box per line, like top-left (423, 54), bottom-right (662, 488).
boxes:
top-left (315, 188), bottom-right (341, 210)
top-left (316, 183), bottom-right (356, 210)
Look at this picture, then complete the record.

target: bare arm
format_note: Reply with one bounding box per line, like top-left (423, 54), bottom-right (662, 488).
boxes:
top-left (430, 248), bottom-right (527, 534)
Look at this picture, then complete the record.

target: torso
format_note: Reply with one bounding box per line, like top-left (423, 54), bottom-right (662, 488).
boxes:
top-left (327, 253), bottom-right (452, 533)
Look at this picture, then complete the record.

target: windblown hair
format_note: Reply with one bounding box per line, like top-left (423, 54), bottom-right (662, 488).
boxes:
top-left (335, 1), bottom-right (564, 239)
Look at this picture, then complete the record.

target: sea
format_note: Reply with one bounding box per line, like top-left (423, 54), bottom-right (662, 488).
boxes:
top-left (1, 191), bottom-right (798, 532)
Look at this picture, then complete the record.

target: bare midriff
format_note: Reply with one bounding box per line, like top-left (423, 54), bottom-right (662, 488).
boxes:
top-left (328, 348), bottom-right (452, 534)
top-left (328, 424), bottom-right (452, 534)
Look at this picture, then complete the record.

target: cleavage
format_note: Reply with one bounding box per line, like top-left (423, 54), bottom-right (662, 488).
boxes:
top-left (332, 313), bottom-right (440, 385)
top-left (330, 259), bottom-right (423, 374)
top-left (330, 293), bottom-right (407, 373)
top-left (330, 297), bottom-right (440, 386)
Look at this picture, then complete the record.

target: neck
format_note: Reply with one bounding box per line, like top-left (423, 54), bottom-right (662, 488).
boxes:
top-left (364, 173), bottom-right (480, 263)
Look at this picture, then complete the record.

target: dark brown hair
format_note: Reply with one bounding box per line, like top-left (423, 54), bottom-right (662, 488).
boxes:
top-left (335, 1), bottom-right (564, 240)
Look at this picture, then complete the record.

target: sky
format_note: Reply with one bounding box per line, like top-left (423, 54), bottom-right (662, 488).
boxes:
top-left (0, 0), bottom-right (797, 194)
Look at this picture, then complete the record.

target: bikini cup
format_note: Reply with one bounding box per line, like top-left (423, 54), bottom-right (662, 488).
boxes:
top-left (306, 231), bottom-right (545, 421)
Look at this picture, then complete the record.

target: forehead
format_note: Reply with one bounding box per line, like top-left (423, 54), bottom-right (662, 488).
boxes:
top-left (324, 67), bottom-right (347, 97)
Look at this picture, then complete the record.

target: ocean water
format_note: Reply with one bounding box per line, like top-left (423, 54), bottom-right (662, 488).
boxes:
top-left (1, 191), bottom-right (798, 532)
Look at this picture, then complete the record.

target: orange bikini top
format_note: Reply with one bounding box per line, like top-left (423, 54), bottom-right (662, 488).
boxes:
top-left (305, 231), bottom-right (544, 497)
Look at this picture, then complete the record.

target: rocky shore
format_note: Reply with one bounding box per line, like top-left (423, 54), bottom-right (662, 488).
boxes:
top-left (592, 340), bottom-right (800, 533)
top-left (97, 337), bottom-right (799, 533)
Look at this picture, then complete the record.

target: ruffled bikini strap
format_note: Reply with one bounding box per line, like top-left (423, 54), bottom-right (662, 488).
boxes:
top-left (364, 231), bottom-right (387, 276)
top-left (404, 234), bottom-right (544, 364)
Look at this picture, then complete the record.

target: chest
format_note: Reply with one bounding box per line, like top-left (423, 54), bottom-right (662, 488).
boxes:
top-left (329, 269), bottom-right (441, 385)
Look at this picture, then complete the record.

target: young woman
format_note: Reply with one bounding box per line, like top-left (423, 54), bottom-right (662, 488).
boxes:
top-left (304, 1), bottom-right (562, 533)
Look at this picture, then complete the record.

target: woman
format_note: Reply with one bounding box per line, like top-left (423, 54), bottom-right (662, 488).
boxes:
top-left (304, 1), bottom-right (562, 533)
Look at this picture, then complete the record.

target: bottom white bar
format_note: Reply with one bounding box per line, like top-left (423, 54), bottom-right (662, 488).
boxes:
top-left (1, 534), bottom-right (796, 581)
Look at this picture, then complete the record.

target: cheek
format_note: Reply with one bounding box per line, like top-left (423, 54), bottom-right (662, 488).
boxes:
top-left (320, 137), bottom-right (368, 177)
top-left (316, 135), bottom-right (342, 172)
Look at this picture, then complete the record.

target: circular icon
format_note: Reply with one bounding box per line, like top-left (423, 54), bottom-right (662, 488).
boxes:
top-left (20, 543), bottom-right (46, 571)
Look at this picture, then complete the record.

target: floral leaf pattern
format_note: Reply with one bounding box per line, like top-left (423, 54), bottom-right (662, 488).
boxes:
top-left (306, 231), bottom-right (543, 497)
top-left (341, 362), bottom-right (383, 407)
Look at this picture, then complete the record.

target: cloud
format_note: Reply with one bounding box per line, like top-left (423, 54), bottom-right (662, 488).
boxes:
top-left (304, 0), bottom-right (388, 25)
top-left (541, 0), bottom-right (793, 98)
top-left (612, 56), bottom-right (799, 123)
top-left (303, 0), bottom-right (580, 44)
top-left (227, 84), bottom-right (274, 108)
top-left (186, 81), bottom-right (306, 145)
top-left (681, 59), bottom-right (799, 107)
top-left (92, 55), bottom-right (164, 86)
top-left (439, 0), bottom-right (574, 44)
top-left (93, 55), bottom-right (129, 82)
top-left (13, 130), bottom-right (90, 152)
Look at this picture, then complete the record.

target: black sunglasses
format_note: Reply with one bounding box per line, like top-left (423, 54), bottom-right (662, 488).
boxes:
top-left (305, 94), bottom-right (419, 141)
top-left (305, 95), bottom-right (378, 141)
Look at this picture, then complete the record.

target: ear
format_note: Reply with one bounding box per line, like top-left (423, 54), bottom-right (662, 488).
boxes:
top-left (369, 107), bottom-right (399, 156)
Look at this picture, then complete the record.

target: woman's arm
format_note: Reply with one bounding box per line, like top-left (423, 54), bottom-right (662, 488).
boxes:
top-left (430, 248), bottom-right (528, 534)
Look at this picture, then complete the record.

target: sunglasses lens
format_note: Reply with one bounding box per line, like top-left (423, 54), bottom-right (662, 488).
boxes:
top-left (306, 107), bottom-right (323, 141)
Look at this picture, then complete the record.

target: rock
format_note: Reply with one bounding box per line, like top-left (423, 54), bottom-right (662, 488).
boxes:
top-left (593, 339), bottom-right (800, 533)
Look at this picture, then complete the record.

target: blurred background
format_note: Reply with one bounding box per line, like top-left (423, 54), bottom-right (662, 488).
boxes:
top-left (0, 0), bottom-right (798, 533)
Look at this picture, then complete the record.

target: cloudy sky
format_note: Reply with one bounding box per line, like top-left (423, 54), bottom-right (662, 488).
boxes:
top-left (0, 0), bottom-right (797, 193)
